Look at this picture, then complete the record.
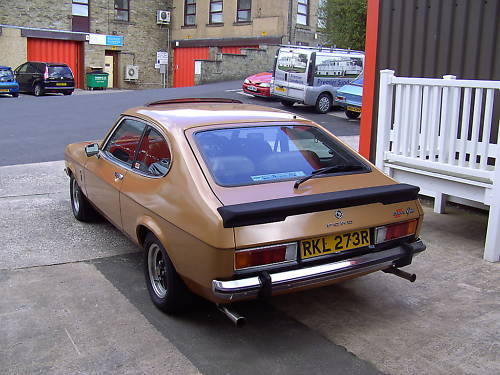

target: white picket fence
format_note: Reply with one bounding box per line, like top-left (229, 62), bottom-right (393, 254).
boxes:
top-left (375, 70), bottom-right (500, 262)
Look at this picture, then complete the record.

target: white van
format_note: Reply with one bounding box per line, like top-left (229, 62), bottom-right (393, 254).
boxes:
top-left (271, 46), bottom-right (364, 113)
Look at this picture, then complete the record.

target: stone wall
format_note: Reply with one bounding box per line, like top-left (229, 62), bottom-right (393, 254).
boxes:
top-left (195, 46), bottom-right (278, 85)
top-left (0, 27), bottom-right (27, 69)
top-left (0, 0), bottom-right (172, 89)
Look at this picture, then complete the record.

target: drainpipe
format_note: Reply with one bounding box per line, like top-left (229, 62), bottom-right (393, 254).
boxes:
top-left (288, 0), bottom-right (293, 44)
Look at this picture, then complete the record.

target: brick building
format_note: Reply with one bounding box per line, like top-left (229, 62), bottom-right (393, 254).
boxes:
top-left (0, 0), bottom-right (172, 89)
top-left (170, 0), bottom-right (322, 87)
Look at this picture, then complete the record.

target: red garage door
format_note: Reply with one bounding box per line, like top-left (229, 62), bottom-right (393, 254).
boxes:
top-left (27, 38), bottom-right (84, 88)
top-left (220, 45), bottom-right (258, 54)
top-left (173, 47), bottom-right (209, 88)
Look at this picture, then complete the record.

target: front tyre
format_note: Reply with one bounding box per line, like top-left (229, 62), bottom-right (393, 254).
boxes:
top-left (63, 91), bottom-right (73, 96)
top-left (144, 233), bottom-right (191, 313)
top-left (12, 92), bottom-right (19, 98)
top-left (315, 93), bottom-right (332, 114)
top-left (70, 175), bottom-right (98, 221)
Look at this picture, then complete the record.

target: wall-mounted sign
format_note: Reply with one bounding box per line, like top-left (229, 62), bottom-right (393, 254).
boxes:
top-left (157, 51), bottom-right (168, 65)
top-left (88, 34), bottom-right (124, 47)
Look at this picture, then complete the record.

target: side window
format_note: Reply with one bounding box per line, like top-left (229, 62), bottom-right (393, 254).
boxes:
top-left (134, 128), bottom-right (172, 177)
top-left (27, 64), bottom-right (38, 74)
top-left (103, 119), bottom-right (146, 166)
top-left (17, 64), bottom-right (28, 73)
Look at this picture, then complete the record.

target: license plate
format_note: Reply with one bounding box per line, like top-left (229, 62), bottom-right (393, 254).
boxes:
top-left (300, 229), bottom-right (370, 259)
top-left (275, 86), bottom-right (286, 93)
top-left (247, 85), bottom-right (257, 92)
top-left (0, 89), bottom-right (9, 92)
top-left (347, 106), bottom-right (361, 113)
top-left (56, 83), bottom-right (67, 86)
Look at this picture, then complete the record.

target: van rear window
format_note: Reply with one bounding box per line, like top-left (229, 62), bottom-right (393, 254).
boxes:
top-left (48, 65), bottom-right (73, 79)
top-left (194, 125), bottom-right (368, 186)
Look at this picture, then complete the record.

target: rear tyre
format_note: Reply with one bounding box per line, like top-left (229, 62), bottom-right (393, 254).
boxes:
top-left (144, 233), bottom-right (191, 313)
top-left (63, 91), bottom-right (73, 96)
top-left (281, 100), bottom-right (295, 108)
top-left (70, 175), bottom-right (98, 221)
top-left (34, 83), bottom-right (44, 97)
top-left (315, 93), bottom-right (332, 114)
top-left (12, 92), bottom-right (19, 98)
top-left (345, 109), bottom-right (361, 119)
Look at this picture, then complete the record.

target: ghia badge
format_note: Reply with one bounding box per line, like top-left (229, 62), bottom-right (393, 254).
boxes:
top-left (326, 209), bottom-right (352, 228)
top-left (393, 207), bottom-right (415, 218)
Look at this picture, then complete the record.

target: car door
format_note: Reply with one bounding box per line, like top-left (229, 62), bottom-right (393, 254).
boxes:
top-left (84, 117), bottom-right (147, 229)
top-left (119, 125), bottom-right (173, 241)
top-left (14, 63), bottom-right (29, 91)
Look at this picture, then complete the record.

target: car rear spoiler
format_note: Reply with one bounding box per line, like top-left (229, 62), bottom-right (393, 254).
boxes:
top-left (217, 183), bottom-right (420, 228)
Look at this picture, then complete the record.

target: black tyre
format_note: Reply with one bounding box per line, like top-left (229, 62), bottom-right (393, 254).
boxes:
top-left (281, 100), bottom-right (295, 108)
top-left (315, 93), bottom-right (332, 114)
top-left (345, 109), bottom-right (361, 119)
top-left (63, 90), bottom-right (73, 96)
top-left (33, 83), bottom-right (44, 97)
top-left (144, 233), bottom-right (191, 313)
top-left (70, 175), bottom-right (98, 221)
top-left (12, 92), bottom-right (19, 98)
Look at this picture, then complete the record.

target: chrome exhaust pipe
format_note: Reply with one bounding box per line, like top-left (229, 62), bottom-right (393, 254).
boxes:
top-left (383, 266), bottom-right (416, 282)
top-left (217, 305), bottom-right (246, 327)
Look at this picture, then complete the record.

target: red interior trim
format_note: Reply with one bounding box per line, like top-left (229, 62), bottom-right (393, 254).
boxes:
top-left (359, 0), bottom-right (380, 159)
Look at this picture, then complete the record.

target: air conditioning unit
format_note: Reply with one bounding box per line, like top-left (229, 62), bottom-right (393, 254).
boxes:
top-left (157, 10), bottom-right (170, 24)
top-left (125, 65), bottom-right (139, 80)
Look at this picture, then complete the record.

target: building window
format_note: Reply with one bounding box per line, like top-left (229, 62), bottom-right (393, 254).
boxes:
top-left (72, 0), bottom-right (88, 17)
top-left (209, 0), bottom-right (223, 24)
top-left (236, 0), bottom-right (251, 22)
top-left (184, 0), bottom-right (196, 26)
top-left (114, 0), bottom-right (129, 22)
top-left (297, 0), bottom-right (308, 25)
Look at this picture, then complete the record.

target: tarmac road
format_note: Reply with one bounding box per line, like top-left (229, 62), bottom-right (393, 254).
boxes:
top-left (0, 80), bottom-right (360, 167)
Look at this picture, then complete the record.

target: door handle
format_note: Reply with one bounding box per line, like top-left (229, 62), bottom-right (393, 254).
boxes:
top-left (114, 172), bottom-right (124, 181)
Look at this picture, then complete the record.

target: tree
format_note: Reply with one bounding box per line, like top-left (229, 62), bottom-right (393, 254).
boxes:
top-left (318, 0), bottom-right (368, 51)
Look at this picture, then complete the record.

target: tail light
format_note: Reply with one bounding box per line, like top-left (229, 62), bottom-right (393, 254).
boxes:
top-left (375, 220), bottom-right (418, 244)
top-left (235, 243), bottom-right (297, 270)
top-left (336, 96), bottom-right (345, 102)
top-left (44, 67), bottom-right (49, 80)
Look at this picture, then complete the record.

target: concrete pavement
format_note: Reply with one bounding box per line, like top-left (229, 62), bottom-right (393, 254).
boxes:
top-left (1, 148), bottom-right (499, 374)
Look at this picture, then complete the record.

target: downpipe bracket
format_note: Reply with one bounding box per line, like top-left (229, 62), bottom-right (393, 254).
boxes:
top-left (383, 265), bottom-right (416, 282)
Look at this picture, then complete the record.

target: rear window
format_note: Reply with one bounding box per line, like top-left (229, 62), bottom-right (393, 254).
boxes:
top-left (194, 125), bottom-right (369, 186)
top-left (351, 73), bottom-right (364, 86)
top-left (48, 65), bottom-right (73, 79)
top-left (0, 69), bottom-right (14, 80)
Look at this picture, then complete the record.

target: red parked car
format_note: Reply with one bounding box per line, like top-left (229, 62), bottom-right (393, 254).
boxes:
top-left (242, 71), bottom-right (272, 97)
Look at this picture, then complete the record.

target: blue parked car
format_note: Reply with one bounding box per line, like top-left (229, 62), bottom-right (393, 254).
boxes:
top-left (335, 73), bottom-right (363, 119)
top-left (0, 66), bottom-right (20, 97)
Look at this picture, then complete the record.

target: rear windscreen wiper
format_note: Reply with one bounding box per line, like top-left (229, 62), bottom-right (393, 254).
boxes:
top-left (294, 164), bottom-right (364, 189)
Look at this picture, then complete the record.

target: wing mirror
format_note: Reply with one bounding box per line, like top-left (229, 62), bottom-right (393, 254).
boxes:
top-left (85, 143), bottom-right (100, 157)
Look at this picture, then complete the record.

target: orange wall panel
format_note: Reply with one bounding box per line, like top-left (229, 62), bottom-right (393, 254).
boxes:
top-left (27, 38), bottom-right (83, 88)
top-left (173, 47), bottom-right (209, 88)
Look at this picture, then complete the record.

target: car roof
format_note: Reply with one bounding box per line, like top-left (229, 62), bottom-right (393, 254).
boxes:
top-left (126, 100), bottom-right (308, 131)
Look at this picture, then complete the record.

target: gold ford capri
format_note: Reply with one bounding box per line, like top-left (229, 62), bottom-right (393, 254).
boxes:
top-left (65, 98), bottom-right (425, 322)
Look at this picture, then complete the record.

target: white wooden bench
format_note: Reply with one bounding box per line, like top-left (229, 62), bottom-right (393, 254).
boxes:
top-left (375, 70), bottom-right (500, 262)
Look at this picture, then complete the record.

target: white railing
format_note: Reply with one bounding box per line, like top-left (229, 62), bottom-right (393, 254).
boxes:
top-left (376, 70), bottom-right (500, 262)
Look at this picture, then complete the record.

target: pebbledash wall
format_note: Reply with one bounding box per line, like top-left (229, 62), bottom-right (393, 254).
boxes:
top-left (0, 0), bottom-right (172, 89)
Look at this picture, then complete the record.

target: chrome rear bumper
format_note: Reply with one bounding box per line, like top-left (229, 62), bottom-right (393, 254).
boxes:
top-left (212, 240), bottom-right (425, 302)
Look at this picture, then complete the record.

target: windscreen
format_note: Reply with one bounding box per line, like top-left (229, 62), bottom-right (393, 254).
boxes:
top-left (351, 73), bottom-right (364, 86)
top-left (48, 65), bottom-right (73, 79)
top-left (0, 69), bottom-right (14, 81)
top-left (194, 125), bottom-right (368, 186)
